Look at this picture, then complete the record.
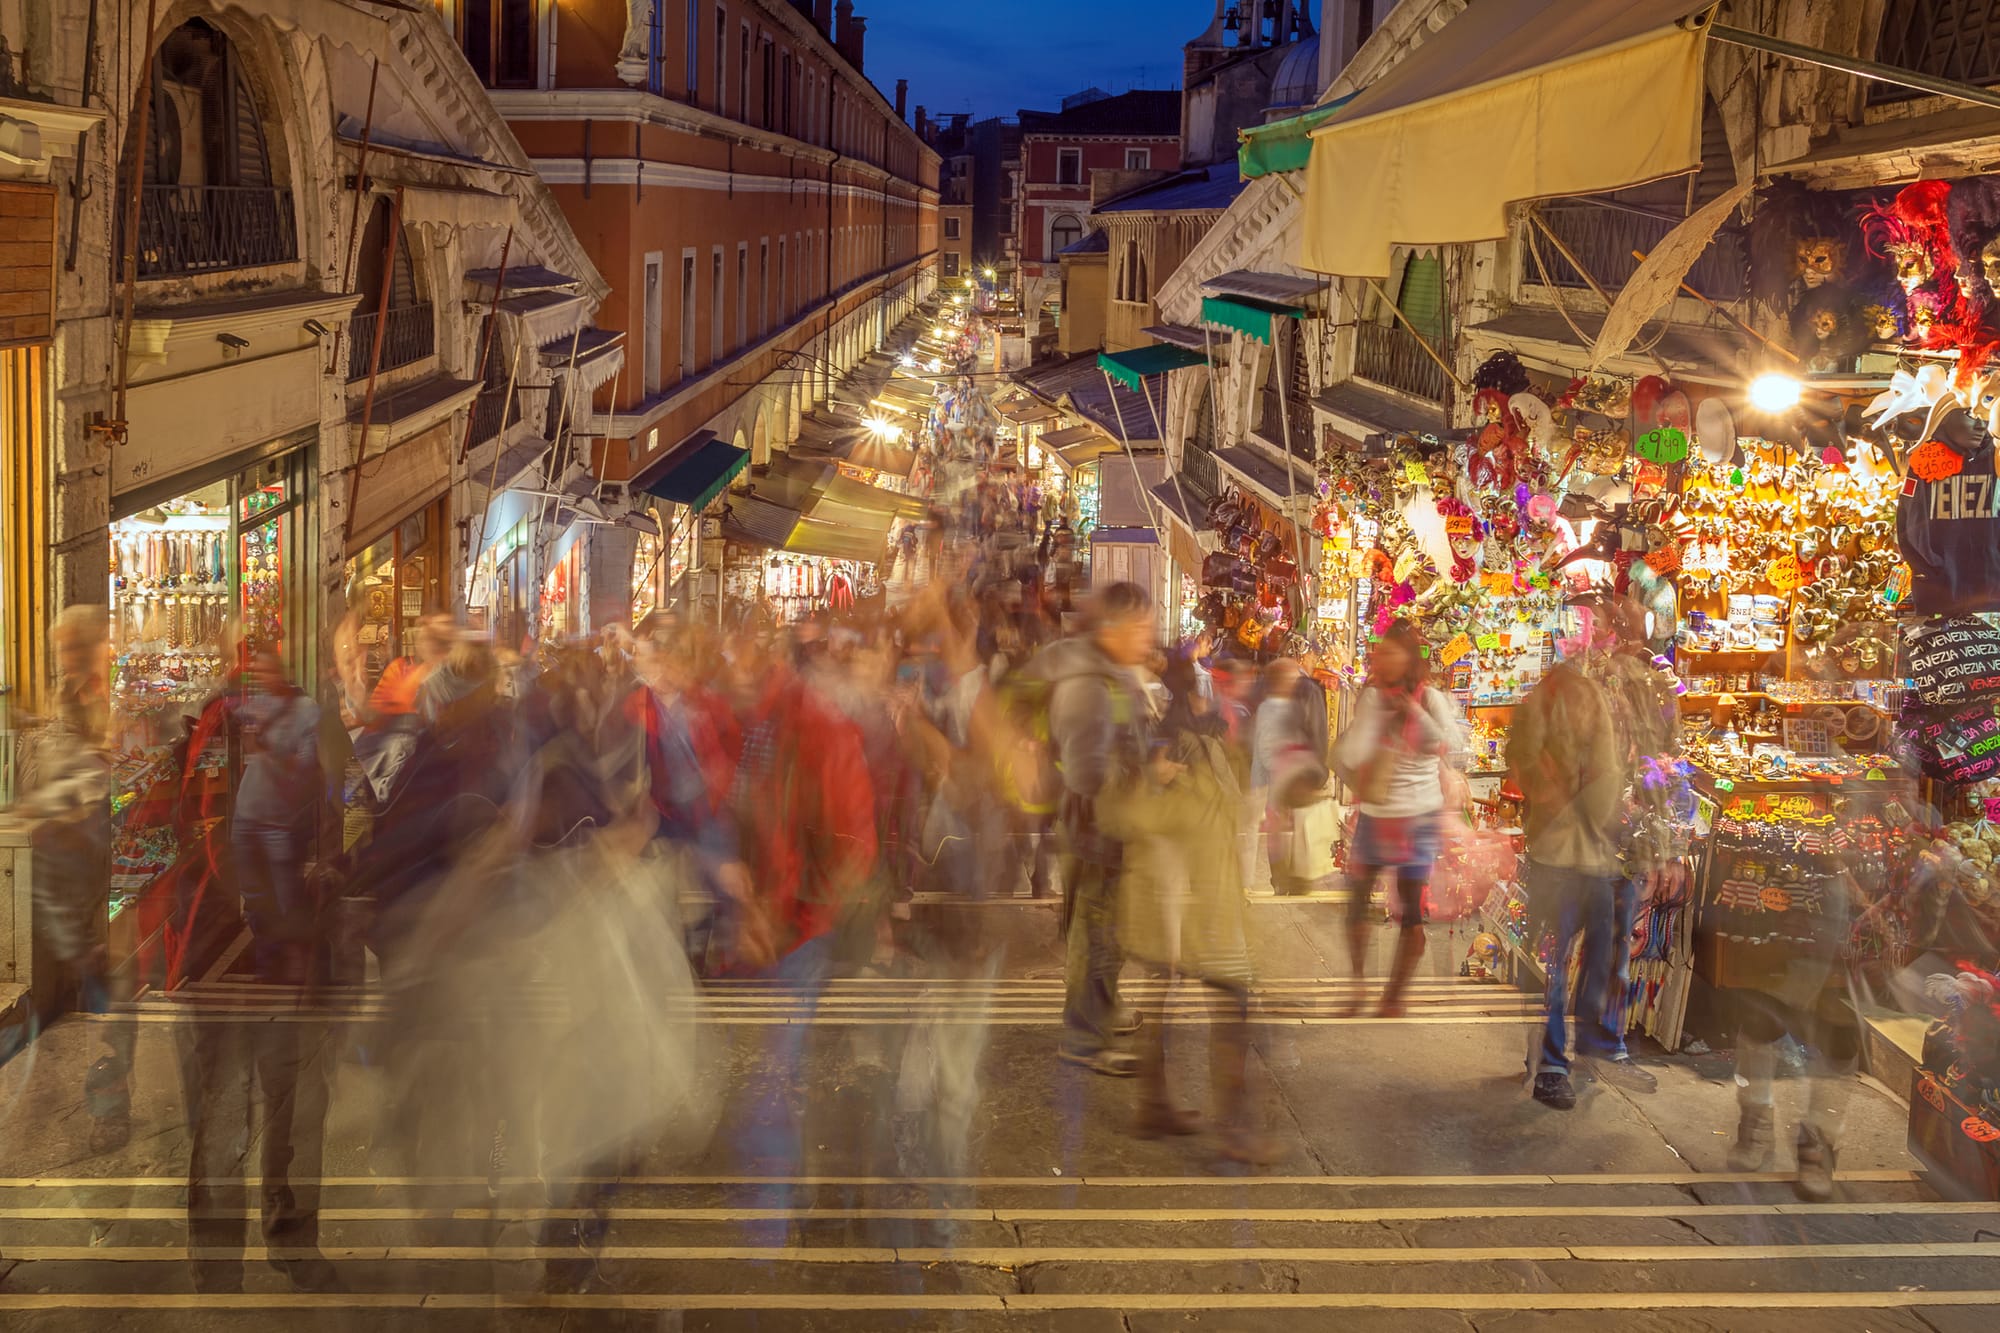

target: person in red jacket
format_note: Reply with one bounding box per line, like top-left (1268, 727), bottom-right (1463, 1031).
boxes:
top-left (721, 628), bottom-right (879, 964)
top-left (721, 627), bottom-right (879, 1234)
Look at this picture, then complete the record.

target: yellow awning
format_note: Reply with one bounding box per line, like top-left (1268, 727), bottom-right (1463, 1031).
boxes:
top-left (1302, 0), bottom-right (1714, 279)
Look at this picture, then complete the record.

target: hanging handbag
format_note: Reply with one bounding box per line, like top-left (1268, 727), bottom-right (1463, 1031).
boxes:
top-left (1202, 551), bottom-right (1243, 587)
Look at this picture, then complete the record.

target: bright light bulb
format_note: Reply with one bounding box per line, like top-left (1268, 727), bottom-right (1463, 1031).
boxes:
top-left (1748, 373), bottom-right (1802, 414)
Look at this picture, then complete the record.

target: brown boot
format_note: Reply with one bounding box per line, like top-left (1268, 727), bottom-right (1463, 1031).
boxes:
top-left (1132, 1018), bottom-right (1199, 1139)
top-left (1375, 926), bottom-right (1426, 1018)
top-left (1212, 1012), bottom-right (1283, 1166)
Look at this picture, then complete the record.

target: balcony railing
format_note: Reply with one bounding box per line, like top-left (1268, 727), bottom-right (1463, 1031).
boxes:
top-left (465, 385), bottom-right (516, 449)
top-left (1530, 200), bottom-right (1745, 301)
top-left (1353, 321), bottom-right (1450, 404)
top-left (347, 303), bottom-right (436, 381)
top-left (1871, 0), bottom-right (2000, 104)
top-left (133, 184), bottom-right (297, 279)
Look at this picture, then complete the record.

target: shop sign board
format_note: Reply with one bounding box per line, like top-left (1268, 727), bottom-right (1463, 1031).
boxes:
top-left (118, 346), bottom-right (320, 496)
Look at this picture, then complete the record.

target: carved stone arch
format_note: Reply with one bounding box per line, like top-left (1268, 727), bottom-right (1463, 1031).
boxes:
top-left (751, 410), bottom-right (770, 467)
top-left (118, 3), bottom-right (326, 276)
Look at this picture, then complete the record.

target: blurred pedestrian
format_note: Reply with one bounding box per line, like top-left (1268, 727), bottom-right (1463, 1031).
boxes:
top-left (1332, 623), bottom-right (1466, 1016)
top-left (1507, 598), bottom-right (1627, 1110)
top-left (1037, 582), bottom-right (1155, 1075)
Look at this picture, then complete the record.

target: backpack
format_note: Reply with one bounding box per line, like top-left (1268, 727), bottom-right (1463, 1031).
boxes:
top-left (995, 671), bottom-right (1058, 816)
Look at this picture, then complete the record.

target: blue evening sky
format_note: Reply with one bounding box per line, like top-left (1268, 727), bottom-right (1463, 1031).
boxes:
top-left (855, 0), bottom-right (1212, 121)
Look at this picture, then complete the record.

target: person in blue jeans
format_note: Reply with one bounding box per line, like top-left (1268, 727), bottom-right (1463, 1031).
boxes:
top-left (1512, 588), bottom-right (1691, 1106)
top-left (1508, 619), bottom-right (1627, 1110)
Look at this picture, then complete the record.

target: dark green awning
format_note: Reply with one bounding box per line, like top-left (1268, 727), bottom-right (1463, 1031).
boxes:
top-left (1238, 95), bottom-right (1357, 179)
top-left (640, 433), bottom-right (749, 512)
top-left (1098, 344), bottom-right (1209, 391)
top-left (1201, 294), bottom-right (1306, 345)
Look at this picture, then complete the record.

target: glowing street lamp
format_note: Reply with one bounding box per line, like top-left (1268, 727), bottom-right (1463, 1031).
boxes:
top-left (1748, 372), bottom-right (1802, 414)
top-left (863, 415), bottom-right (906, 444)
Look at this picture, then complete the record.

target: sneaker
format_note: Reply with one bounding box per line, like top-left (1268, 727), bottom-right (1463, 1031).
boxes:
top-left (1532, 1070), bottom-right (1577, 1110)
top-left (1058, 1044), bottom-right (1139, 1077)
top-left (1590, 1056), bottom-right (1659, 1094)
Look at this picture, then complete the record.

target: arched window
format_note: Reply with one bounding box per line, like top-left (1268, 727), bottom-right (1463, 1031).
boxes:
top-left (131, 19), bottom-right (296, 277)
top-left (1049, 213), bottom-right (1083, 257)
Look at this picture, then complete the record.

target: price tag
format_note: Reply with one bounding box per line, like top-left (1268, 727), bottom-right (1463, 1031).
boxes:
top-left (1439, 633), bottom-right (1474, 667)
top-left (1715, 778), bottom-right (1735, 793)
top-left (1643, 544), bottom-right (1682, 575)
top-left (1766, 554), bottom-right (1803, 592)
top-left (1635, 426), bottom-right (1690, 464)
top-left (1982, 797), bottom-right (2000, 823)
top-left (1446, 516), bottom-right (1475, 536)
top-left (1476, 632), bottom-right (1501, 652)
top-left (1868, 768), bottom-right (1888, 782)
top-left (1771, 794), bottom-right (1815, 819)
top-left (1479, 571), bottom-right (1512, 595)
top-left (1404, 460), bottom-right (1430, 486)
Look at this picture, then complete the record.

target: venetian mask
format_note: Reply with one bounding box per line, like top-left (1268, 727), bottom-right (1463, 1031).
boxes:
top-left (1983, 235), bottom-right (2000, 291)
top-left (1795, 238), bottom-right (1841, 289)
top-left (1890, 242), bottom-right (1933, 292)
top-left (1862, 303), bottom-right (1900, 340)
top-left (1810, 308), bottom-right (1840, 340)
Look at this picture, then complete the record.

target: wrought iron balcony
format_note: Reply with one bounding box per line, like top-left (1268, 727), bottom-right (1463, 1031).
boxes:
top-left (1871, 0), bottom-right (2000, 104)
top-left (1529, 200), bottom-right (1745, 301)
top-left (1353, 320), bottom-right (1451, 404)
top-left (465, 385), bottom-right (516, 448)
top-left (347, 303), bottom-right (436, 381)
top-left (133, 184), bottom-right (297, 278)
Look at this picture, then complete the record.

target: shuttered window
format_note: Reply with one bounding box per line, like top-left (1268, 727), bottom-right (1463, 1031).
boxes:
top-left (1395, 255), bottom-right (1444, 342)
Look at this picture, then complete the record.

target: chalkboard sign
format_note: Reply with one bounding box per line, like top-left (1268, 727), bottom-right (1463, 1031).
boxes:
top-left (1904, 617), bottom-right (2000, 710)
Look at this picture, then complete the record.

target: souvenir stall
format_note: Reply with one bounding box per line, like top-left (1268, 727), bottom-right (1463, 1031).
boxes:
top-left (1744, 172), bottom-right (2000, 1191)
top-left (106, 446), bottom-right (312, 977)
top-left (539, 533), bottom-right (584, 642)
top-left (342, 497), bottom-right (447, 681)
top-left (1191, 486), bottom-right (1311, 660)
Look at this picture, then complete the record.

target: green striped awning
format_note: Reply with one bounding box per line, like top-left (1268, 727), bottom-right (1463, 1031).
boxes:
top-left (1201, 294), bottom-right (1307, 345)
top-left (1097, 344), bottom-right (1209, 391)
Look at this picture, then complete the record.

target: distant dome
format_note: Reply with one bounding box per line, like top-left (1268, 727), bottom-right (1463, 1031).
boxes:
top-left (1267, 36), bottom-right (1321, 112)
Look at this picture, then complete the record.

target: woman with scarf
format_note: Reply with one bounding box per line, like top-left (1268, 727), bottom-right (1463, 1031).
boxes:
top-left (1332, 622), bottom-right (1467, 1016)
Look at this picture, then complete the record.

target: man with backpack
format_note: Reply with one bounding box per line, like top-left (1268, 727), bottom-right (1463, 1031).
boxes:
top-left (1509, 590), bottom-right (1682, 1109)
top-left (1034, 582), bottom-right (1157, 1075)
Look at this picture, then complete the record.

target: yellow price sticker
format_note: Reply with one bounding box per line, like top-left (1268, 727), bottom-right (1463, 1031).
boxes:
top-left (1439, 633), bottom-right (1474, 667)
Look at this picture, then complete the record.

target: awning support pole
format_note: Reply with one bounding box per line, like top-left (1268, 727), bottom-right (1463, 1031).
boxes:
top-left (1269, 332), bottom-right (1315, 635)
top-left (327, 56), bottom-right (380, 378)
top-left (458, 225), bottom-right (515, 464)
top-left (1629, 247), bottom-right (1801, 365)
top-left (1140, 370), bottom-right (1199, 537)
top-left (1102, 367), bottom-right (1170, 553)
top-left (1525, 210), bottom-right (1675, 378)
top-left (468, 340), bottom-right (525, 588)
top-left (1359, 276), bottom-right (1473, 395)
top-left (345, 185), bottom-right (405, 546)
top-left (1709, 23), bottom-right (2000, 112)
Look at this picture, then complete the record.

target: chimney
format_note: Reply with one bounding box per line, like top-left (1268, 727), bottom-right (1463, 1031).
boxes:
top-left (835, 3), bottom-right (867, 70)
top-left (895, 79), bottom-right (908, 121)
top-left (812, 0), bottom-right (833, 37)
top-left (915, 105), bottom-right (928, 140)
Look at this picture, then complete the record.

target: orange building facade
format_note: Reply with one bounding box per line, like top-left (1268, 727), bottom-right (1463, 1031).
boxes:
top-left (469, 0), bottom-right (939, 623)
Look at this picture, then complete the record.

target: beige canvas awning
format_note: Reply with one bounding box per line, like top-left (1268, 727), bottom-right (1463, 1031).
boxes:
top-left (1302, 0), bottom-right (1715, 278)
